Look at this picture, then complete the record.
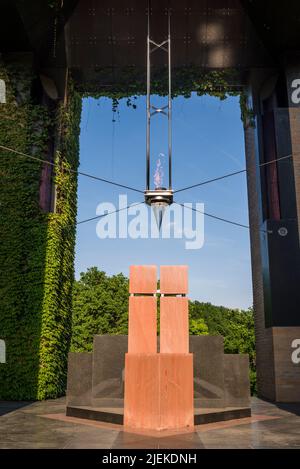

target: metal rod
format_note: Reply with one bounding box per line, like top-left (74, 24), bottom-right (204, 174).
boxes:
top-left (168, 7), bottom-right (172, 189)
top-left (146, 0), bottom-right (172, 192)
top-left (146, 0), bottom-right (151, 190)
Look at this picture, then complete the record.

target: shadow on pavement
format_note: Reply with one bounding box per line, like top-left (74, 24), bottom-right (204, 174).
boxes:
top-left (276, 402), bottom-right (300, 417)
top-left (0, 401), bottom-right (33, 417)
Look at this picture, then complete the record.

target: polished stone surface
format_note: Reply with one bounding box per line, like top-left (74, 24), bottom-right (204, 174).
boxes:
top-left (224, 354), bottom-right (251, 407)
top-left (189, 335), bottom-right (225, 407)
top-left (92, 335), bottom-right (127, 403)
top-left (67, 352), bottom-right (92, 406)
top-left (72, 335), bottom-right (250, 409)
top-left (1, 398), bottom-right (300, 448)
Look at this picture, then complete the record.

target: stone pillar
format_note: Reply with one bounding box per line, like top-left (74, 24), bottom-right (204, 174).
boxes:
top-left (124, 265), bottom-right (194, 431)
top-left (245, 67), bottom-right (300, 402)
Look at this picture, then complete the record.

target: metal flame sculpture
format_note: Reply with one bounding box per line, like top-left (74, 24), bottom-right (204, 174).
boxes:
top-left (144, 5), bottom-right (173, 229)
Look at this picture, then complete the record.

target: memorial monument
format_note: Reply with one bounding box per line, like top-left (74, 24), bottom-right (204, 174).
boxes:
top-left (66, 265), bottom-right (251, 430)
top-left (124, 265), bottom-right (193, 431)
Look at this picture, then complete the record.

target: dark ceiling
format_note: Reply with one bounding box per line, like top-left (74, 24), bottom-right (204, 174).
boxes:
top-left (65, 0), bottom-right (272, 86)
top-left (1, 0), bottom-right (300, 89)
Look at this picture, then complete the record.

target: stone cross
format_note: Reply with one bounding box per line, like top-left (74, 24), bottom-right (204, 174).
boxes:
top-left (124, 265), bottom-right (194, 431)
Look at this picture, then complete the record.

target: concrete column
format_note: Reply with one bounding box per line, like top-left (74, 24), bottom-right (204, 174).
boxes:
top-left (245, 68), bottom-right (300, 402)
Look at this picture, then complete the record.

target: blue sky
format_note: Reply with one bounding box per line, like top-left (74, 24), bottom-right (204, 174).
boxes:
top-left (75, 93), bottom-right (252, 310)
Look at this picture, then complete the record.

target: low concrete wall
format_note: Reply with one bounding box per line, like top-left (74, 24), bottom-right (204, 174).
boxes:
top-left (67, 335), bottom-right (251, 409)
top-left (67, 352), bottom-right (92, 406)
top-left (92, 335), bottom-right (127, 403)
top-left (224, 354), bottom-right (251, 407)
top-left (190, 335), bottom-right (225, 408)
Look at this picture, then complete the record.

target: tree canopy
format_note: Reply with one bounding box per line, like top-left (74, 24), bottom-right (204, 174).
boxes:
top-left (71, 267), bottom-right (129, 351)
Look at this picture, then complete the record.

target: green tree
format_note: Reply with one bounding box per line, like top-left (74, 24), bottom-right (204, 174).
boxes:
top-left (189, 318), bottom-right (209, 335)
top-left (71, 267), bottom-right (129, 352)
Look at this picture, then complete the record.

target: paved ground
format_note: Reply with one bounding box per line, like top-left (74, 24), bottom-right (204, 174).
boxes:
top-left (0, 398), bottom-right (300, 449)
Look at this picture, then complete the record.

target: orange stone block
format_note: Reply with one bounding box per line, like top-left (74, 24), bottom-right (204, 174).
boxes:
top-left (160, 353), bottom-right (194, 430)
top-left (125, 265), bottom-right (194, 432)
top-left (129, 265), bottom-right (157, 294)
top-left (160, 265), bottom-right (188, 294)
top-left (128, 296), bottom-right (157, 354)
top-left (160, 297), bottom-right (189, 353)
top-left (124, 354), bottom-right (160, 430)
top-left (124, 354), bottom-right (194, 431)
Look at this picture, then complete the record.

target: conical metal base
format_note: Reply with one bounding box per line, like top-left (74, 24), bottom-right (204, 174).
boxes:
top-left (144, 189), bottom-right (173, 231)
top-left (152, 202), bottom-right (168, 230)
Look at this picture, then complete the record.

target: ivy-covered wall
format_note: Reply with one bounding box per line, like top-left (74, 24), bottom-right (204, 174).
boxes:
top-left (77, 66), bottom-right (253, 126)
top-left (0, 59), bottom-right (82, 400)
top-left (37, 82), bottom-right (82, 400)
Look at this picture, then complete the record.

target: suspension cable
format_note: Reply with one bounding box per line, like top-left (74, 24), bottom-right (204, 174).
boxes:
top-left (175, 202), bottom-right (272, 234)
top-left (0, 144), bottom-right (144, 194)
top-left (0, 143), bottom-right (294, 235)
top-left (1, 144), bottom-right (295, 198)
top-left (174, 153), bottom-right (294, 194)
top-left (77, 202), bottom-right (144, 225)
